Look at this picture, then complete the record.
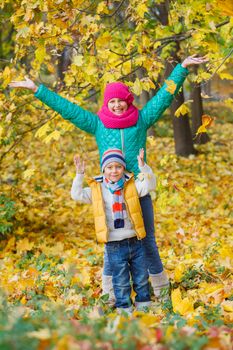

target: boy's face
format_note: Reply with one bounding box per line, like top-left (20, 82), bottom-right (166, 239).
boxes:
top-left (107, 98), bottom-right (128, 115)
top-left (104, 162), bottom-right (125, 182)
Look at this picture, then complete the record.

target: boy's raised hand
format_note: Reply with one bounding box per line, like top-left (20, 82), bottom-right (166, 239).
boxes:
top-left (137, 148), bottom-right (145, 168)
top-left (74, 155), bottom-right (85, 174)
top-left (8, 77), bottom-right (38, 93)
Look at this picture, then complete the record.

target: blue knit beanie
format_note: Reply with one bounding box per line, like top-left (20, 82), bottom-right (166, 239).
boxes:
top-left (101, 149), bottom-right (126, 172)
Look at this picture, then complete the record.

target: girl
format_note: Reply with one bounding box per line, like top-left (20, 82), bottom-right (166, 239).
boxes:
top-left (71, 148), bottom-right (155, 313)
top-left (9, 55), bottom-right (208, 300)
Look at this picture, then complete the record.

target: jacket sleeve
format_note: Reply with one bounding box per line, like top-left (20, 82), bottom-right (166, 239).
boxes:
top-left (35, 85), bottom-right (98, 135)
top-left (140, 64), bottom-right (189, 129)
top-left (135, 163), bottom-right (156, 197)
top-left (71, 174), bottom-right (92, 204)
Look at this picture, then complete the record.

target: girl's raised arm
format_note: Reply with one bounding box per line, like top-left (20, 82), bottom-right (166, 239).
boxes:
top-left (141, 55), bottom-right (208, 129)
top-left (9, 78), bottom-right (98, 135)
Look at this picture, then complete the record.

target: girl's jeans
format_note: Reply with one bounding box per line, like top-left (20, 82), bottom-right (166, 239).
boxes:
top-left (105, 237), bottom-right (150, 309)
top-left (103, 194), bottom-right (164, 276)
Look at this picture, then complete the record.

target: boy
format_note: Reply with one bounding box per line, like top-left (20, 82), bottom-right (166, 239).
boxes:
top-left (71, 148), bottom-right (156, 313)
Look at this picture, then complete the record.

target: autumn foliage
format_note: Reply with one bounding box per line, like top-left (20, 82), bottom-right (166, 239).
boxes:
top-left (0, 0), bottom-right (233, 349)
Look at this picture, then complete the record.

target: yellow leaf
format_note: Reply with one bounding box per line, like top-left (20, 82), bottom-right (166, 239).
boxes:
top-left (0, 126), bottom-right (4, 139)
top-left (44, 130), bottom-right (61, 144)
top-left (174, 103), bottom-right (190, 117)
top-left (97, 1), bottom-right (109, 14)
top-left (20, 296), bottom-right (27, 305)
top-left (140, 314), bottom-right (160, 327)
top-left (5, 237), bottom-right (16, 252)
top-left (165, 80), bottom-right (177, 94)
top-left (219, 72), bottom-right (233, 80)
top-left (122, 61), bottom-right (131, 75)
top-left (196, 115), bottom-right (214, 136)
top-left (196, 125), bottom-right (207, 134)
top-left (73, 55), bottom-right (84, 67)
top-left (147, 135), bottom-right (156, 146)
top-left (172, 288), bottom-right (194, 315)
top-left (194, 186), bottom-right (205, 194)
top-left (174, 263), bottom-right (186, 282)
top-left (35, 123), bottom-right (50, 138)
top-left (201, 283), bottom-right (224, 295)
top-left (217, 0), bottom-right (233, 16)
top-left (136, 3), bottom-right (148, 18)
top-left (131, 78), bottom-right (142, 95)
top-left (142, 35), bottom-right (151, 48)
top-left (81, 269), bottom-right (91, 286)
top-left (96, 32), bottom-right (112, 49)
top-left (35, 46), bottom-right (46, 64)
top-left (16, 227), bottom-right (25, 236)
top-left (2, 66), bottom-right (12, 88)
top-left (23, 168), bottom-right (35, 179)
top-left (222, 301), bottom-right (233, 313)
top-left (198, 71), bottom-right (212, 81)
top-left (24, 8), bottom-right (34, 22)
top-left (16, 238), bottom-right (34, 253)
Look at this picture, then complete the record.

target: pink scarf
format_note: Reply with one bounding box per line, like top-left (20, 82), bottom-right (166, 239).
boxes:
top-left (97, 82), bottom-right (139, 129)
top-left (97, 105), bottom-right (139, 129)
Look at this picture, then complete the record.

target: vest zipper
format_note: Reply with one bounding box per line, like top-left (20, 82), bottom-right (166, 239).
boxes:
top-left (123, 184), bottom-right (140, 240)
top-left (120, 129), bottom-right (125, 156)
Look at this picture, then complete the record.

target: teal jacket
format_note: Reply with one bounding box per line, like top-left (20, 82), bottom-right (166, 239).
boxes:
top-left (35, 64), bottom-right (189, 176)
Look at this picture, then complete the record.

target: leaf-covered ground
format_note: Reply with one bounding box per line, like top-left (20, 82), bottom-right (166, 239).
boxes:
top-left (0, 120), bottom-right (232, 349)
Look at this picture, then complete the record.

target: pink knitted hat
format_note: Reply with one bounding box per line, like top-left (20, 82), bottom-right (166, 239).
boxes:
top-left (97, 82), bottom-right (139, 129)
top-left (103, 82), bottom-right (134, 105)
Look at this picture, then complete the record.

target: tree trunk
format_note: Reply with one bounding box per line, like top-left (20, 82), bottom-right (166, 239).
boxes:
top-left (57, 46), bottom-right (72, 86)
top-left (156, 1), bottom-right (196, 156)
top-left (191, 67), bottom-right (210, 144)
top-left (165, 50), bottom-right (196, 156)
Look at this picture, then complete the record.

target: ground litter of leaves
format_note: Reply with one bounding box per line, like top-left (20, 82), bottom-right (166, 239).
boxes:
top-left (0, 121), bottom-right (232, 350)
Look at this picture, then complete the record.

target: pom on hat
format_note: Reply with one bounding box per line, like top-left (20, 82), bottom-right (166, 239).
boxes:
top-left (101, 149), bottom-right (126, 172)
top-left (103, 82), bottom-right (134, 106)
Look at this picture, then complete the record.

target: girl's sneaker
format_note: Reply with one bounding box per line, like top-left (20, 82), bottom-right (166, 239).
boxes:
top-left (150, 270), bottom-right (170, 301)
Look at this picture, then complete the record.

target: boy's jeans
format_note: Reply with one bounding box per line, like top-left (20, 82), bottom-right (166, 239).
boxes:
top-left (105, 237), bottom-right (150, 309)
top-left (104, 194), bottom-right (164, 275)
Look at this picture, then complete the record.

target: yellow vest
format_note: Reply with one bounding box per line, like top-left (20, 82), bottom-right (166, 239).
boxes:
top-left (87, 175), bottom-right (146, 243)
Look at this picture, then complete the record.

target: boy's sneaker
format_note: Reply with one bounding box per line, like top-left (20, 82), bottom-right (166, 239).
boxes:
top-left (102, 275), bottom-right (115, 306)
top-left (135, 301), bottom-right (151, 312)
top-left (117, 306), bottom-right (133, 316)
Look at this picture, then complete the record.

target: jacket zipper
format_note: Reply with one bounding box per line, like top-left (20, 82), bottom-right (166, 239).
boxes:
top-left (120, 129), bottom-right (125, 156)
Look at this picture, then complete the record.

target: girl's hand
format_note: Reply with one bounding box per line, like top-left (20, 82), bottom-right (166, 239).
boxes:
top-left (181, 54), bottom-right (209, 68)
top-left (74, 155), bottom-right (85, 174)
top-left (8, 77), bottom-right (38, 93)
top-left (137, 148), bottom-right (145, 167)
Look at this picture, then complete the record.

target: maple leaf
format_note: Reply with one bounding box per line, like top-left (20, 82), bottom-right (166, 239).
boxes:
top-left (171, 288), bottom-right (194, 315)
top-left (174, 103), bottom-right (190, 117)
top-left (165, 80), bottom-right (177, 94)
top-left (16, 238), bottom-right (34, 253)
top-left (23, 168), bottom-right (35, 179)
top-left (196, 115), bottom-right (214, 136)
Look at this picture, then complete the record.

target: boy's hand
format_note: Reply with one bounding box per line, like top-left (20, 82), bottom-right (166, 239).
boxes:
top-left (181, 54), bottom-right (209, 68)
top-left (137, 148), bottom-right (145, 167)
top-left (8, 77), bottom-right (38, 93)
top-left (74, 155), bottom-right (85, 174)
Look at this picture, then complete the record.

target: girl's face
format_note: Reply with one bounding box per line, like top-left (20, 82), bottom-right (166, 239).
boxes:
top-left (104, 162), bottom-right (125, 182)
top-left (107, 98), bottom-right (128, 115)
